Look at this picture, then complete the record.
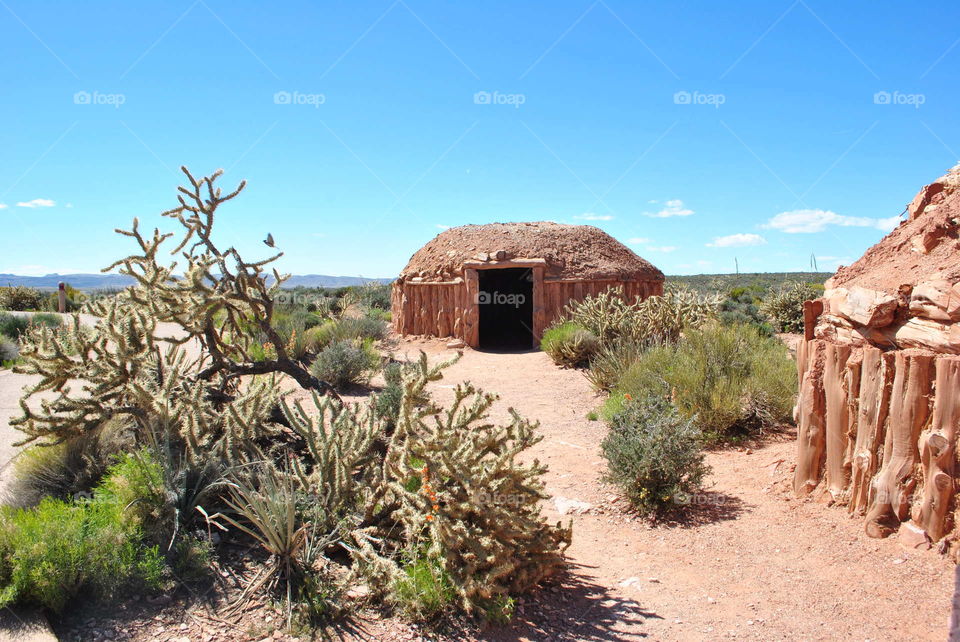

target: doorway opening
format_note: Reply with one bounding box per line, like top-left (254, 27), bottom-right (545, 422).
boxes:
top-left (477, 267), bottom-right (534, 350)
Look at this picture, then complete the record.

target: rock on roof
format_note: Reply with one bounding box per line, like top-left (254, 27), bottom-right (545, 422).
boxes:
top-left (828, 164), bottom-right (960, 295)
top-left (398, 222), bottom-right (664, 282)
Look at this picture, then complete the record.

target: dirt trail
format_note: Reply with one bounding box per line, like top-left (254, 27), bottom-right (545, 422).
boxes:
top-left (393, 337), bottom-right (954, 641)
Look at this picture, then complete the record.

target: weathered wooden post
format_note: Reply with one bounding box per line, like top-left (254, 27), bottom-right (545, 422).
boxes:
top-left (57, 282), bottom-right (66, 313)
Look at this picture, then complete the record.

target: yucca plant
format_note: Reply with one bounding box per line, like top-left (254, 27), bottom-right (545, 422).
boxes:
top-left (220, 466), bottom-right (307, 627)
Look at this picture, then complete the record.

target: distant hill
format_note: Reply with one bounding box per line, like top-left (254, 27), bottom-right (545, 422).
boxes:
top-left (666, 272), bottom-right (832, 295)
top-left (0, 273), bottom-right (392, 290)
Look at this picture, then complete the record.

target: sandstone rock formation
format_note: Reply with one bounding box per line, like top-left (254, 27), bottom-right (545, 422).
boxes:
top-left (794, 164), bottom-right (960, 556)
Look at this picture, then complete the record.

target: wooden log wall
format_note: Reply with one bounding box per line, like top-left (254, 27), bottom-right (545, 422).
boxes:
top-left (391, 278), bottom-right (663, 346)
top-left (794, 337), bottom-right (960, 552)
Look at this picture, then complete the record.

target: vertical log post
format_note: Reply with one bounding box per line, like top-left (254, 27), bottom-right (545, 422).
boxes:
top-left (57, 282), bottom-right (66, 313)
top-left (865, 351), bottom-right (934, 538)
top-left (913, 355), bottom-right (960, 541)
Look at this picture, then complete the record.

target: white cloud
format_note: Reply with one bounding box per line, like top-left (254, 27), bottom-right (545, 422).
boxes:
top-left (645, 245), bottom-right (677, 253)
top-left (0, 203), bottom-right (7, 209)
top-left (435, 224), bottom-right (450, 230)
top-left (762, 209), bottom-right (902, 234)
top-left (574, 212), bottom-right (613, 221)
top-left (644, 199), bottom-right (693, 218)
top-left (16, 198), bottom-right (55, 208)
top-left (707, 233), bottom-right (767, 248)
top-left (627, 237), bottom-right (652, 245)
top-left (696, 260), bottom-right (712, 266)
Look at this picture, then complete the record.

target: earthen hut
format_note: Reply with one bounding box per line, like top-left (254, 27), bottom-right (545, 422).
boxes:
top-left (391, 222), bottom-right (664, 349)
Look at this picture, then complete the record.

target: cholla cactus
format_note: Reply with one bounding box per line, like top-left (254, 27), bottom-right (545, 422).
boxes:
top-left (565, 285), bottom-right (720, 346)
top-left (284, 353), bottom-right (572, 612)
top-left (12, 167), bottom-right (330, 456)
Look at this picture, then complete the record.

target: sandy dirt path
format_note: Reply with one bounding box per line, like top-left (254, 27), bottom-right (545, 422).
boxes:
top-left (388, 337), bottom-right (955, 641)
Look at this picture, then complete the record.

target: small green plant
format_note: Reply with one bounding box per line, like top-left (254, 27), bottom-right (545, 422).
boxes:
top-left (0, 286), bottom-right (44, 311)
top-left (586, 411), bottom-right (598, 421)
top-left (759, 282), bottom-right (821, 333)
top-left (309, 339), bottom-right (380, 389)
top-left (0, 472), bottom-right (167, 611)
top-left (540, 322), bottom-right (599, 367)
top-left (391, 555), bottom-right (456, 620)
top-left (601, 396), bottom-right (710, 517)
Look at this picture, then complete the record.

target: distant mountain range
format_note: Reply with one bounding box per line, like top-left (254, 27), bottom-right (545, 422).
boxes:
top-left (0, 273), bottom-right (392, 290)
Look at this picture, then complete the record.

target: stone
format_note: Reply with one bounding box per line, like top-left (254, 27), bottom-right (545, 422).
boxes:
top-left (910, 279), bottom-right (960, 322)
top-left (828, 286), bottom-right (898, 327)
top-left (553, 496), bottom-right (592, 515)
top-left (897, 522), bottom-right (932, 550)
top-left (446, 339), bottom-right (465, 349)
top-left (493, 249), bottom-right (507, 260)
top-left (908, 180), bottom-right (945, 219)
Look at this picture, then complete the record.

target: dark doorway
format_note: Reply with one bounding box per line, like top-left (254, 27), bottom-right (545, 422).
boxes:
top-left (477, 268), bottom-right (534, 350)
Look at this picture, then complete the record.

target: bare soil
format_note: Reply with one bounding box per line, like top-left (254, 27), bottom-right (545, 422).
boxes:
top-left (50, 336), bottom-right (955, 641)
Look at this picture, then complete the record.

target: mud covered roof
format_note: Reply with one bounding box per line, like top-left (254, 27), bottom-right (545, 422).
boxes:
top-left (398, 222), bottom-right (664, 282)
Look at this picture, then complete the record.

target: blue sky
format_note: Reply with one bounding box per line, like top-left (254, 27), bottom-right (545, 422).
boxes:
top-left (1, 1), bottom-right (958, 278)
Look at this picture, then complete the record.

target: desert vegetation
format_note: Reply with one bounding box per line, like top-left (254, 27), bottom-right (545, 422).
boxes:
top-left (0, 168), bottom-right (571, 633)
top-left (540, 285), bottom-right (798, 517)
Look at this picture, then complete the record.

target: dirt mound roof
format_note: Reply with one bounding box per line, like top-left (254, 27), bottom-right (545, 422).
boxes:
top-left (829, 164), bottom-right (960, 295)
top-left (399, 222), bottom-right (664, 282)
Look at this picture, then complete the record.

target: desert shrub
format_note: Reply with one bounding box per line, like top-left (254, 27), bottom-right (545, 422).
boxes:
top-left (309, 339), bottom-right (380, 389)
top-left (0, 313), bottom-right (30, 339)
top-left (354, 283), bottom-right (391, 310)
top-left (540, 322), bottom-right (599, 367)
top-left (583, 339), bottom-right (646, 392)
top-left (610, 323), bottom-right (796, 439)
top-left (719, 287), bottom-right (773, 336)
top-left (759, 282), bottom-right (821, 333)
top-left (601, 396), bottom-right (710, 517)
top-left (6, 418), bottom-right (132, 508)
top-left (0, 478), bottom-right (166, 611)
top-left (304, 317), bottom-right (387, 354)
top-left (366, 307), bottom-right (392, 323)
top-left (0, 286), bottom-right (44, 311)
top-left (0, 337), bottom-right (18, 365)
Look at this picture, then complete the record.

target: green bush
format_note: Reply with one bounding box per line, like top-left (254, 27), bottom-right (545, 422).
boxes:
top-left (583, 339), bottom-right (645, 392)
top-left (719, 288), bottom-right (773, 336)
top-left (0, 286), bottom-right (44, 311)
top-left (309, 339), bottom-right (380, 389)
top-left (0, 477), bottom-right (166, 611)
top-left (0, 312), bottom-right (61, 341)
top-left (601, 396), bottom-right (710, 517)
top-left (540, 322), bottom-right (599, 367)
top-left (304, 317), bottom-right (387, 354)
top-left (0, 337), bottom-right (18, 365)
top-left (610, 323), bottom-right (796, 439)
top-left (391, 555), bottom-right (456, 620)
top-left (759, 282), bottom-right (821, 333)
top-left (6, 418), bottom-right (132, 508)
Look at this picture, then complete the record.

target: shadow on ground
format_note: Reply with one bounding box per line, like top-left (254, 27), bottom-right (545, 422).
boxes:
top-left (482, 564), bottom-right (660, 641)
top-left (653, 491), bottom-right (751, 529)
